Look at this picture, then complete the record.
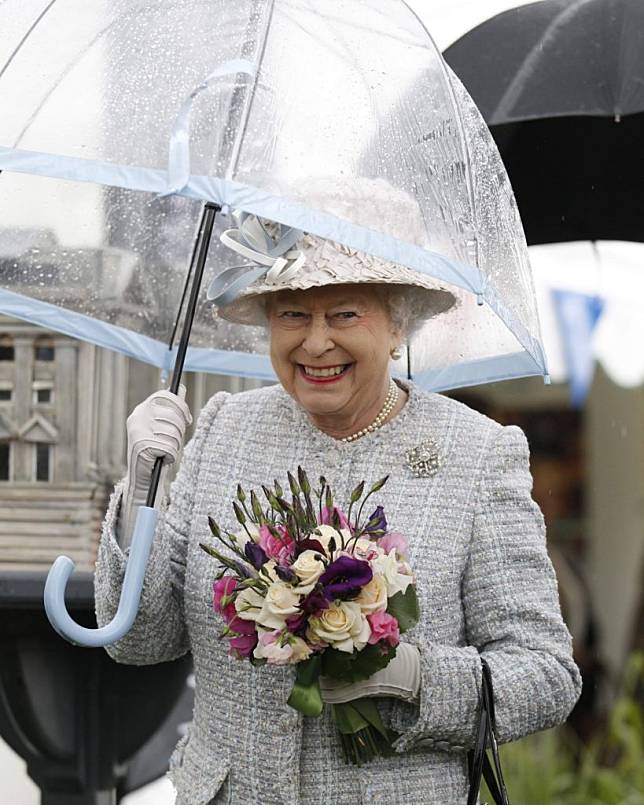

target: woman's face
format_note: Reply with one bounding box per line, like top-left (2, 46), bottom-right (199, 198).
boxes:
top-left (268, 284), bottom-right (401, 422)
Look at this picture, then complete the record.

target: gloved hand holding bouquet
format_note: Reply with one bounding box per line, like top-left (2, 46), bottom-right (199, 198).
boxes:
top-left (201, 467), bottom-right (419, 765)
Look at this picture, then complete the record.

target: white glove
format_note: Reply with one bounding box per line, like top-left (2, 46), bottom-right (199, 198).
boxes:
top-left (116, 384), bottom-right (193, 548)
top-left (319, 642), bottom-right (421, 705)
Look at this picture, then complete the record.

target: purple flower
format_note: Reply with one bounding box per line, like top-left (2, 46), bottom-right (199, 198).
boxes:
top-left (319, 555), bottom-right (373, 600)
top-left (285, 611), bottom-right (308, 635)
top-left (364, 505), bottom-right (387, 535)
top-left (244, 541), bottom-right (268, 570)
top-left (275, 564), bottom-right (297, 583)
top-left (286, 589), bottom-right (329, 636)
top-left (300, 589), bottom-right (330, 616)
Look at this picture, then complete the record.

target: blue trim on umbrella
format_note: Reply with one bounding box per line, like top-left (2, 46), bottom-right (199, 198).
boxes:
top-left (0, 146), bottom-right (484, 294)
top-left (0, 287), bottom-right (173, 367)
top-left (0, 287), bottom-right (276, 377)
top-left (411, 349), bottom-right (545, 392)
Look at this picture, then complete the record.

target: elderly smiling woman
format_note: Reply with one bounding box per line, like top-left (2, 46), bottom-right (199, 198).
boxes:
top-left (94, 197), bottom-right (581, 805)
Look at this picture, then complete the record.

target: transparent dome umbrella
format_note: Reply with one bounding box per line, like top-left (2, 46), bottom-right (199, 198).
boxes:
top-left (0, 0), bottom-right (547, 646)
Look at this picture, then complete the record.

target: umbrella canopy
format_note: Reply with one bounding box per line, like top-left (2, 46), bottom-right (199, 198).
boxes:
top-left (445, 0), bottom-right (644, 244)
top-left (444, 0), bottom-right (644, 123)
top-left (0, 0), bottom-right (547, 391)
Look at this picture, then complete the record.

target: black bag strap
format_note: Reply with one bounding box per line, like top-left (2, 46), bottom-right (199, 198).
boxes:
top-left (467, 659), bottom-right (510, 805)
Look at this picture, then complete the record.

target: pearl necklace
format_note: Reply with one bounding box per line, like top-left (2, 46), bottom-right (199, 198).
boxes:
top-left (341, 379), bottom-right (399, 443)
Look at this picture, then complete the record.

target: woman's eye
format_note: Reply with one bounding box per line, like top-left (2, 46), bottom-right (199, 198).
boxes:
top-left (335, 311), bottom-right (358, 320)
top-left (279, 311), bottom-right (305, 318)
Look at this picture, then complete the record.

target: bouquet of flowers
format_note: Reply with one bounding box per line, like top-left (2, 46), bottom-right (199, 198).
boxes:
top-left (200, 467), bottom-right (419, 765)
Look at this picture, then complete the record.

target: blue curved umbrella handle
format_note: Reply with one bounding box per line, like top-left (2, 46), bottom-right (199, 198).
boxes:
top-left (44, 506), bottom-right (159, 647)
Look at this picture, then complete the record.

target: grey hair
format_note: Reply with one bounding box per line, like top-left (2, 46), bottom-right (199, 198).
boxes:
top-left (377, 284), bottom-right (432, 339)
top-left (258, 283), bottom-right (436, 338)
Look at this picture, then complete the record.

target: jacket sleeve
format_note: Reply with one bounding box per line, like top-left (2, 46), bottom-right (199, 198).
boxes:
top-left (94, 391), bottom-right (228, 665)
top-left (393, 424), bottom-right (582, 753)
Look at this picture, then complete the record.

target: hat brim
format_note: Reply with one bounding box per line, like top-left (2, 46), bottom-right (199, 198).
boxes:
top-left (213, 236), bottom-right (459, 326)
top-left (215, 275), bottom-right (457, 326)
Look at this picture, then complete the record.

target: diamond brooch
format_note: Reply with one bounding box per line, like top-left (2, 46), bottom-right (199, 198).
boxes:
top-left (405, 439), bottom-right (441, 478)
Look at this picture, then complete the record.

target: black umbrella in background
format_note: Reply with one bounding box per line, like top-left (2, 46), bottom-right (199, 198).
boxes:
top-left (444, 0), bottom-right (644, 245)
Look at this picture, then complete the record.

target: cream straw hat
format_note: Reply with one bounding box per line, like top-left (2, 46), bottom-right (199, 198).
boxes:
top-left (209, 177), bottom-right (458, 326)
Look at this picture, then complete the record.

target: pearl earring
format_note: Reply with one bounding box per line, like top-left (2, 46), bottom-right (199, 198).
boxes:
top-left (390, 346), bottom-right (403, 360)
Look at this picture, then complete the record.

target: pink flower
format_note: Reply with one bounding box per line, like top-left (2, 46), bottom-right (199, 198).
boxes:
top-left (229, 631), bottom-right (258, 659)
top-left (367, 611), bottom-right (400, 647)
top-left (213, 576), bottom-right (238, 622)
top-left (377, 531), bottom-right (408, 559)
top-left (226, 615), bottom-right (258, 659)
top-left (319, 506), bottom-right (351, 531)
top-left (258, 525), bottom-right (295, 563)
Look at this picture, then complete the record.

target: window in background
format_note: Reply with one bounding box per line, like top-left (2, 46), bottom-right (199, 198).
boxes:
top-left (32, 383), bottom-right (53, 404)
top-left (0, 442), bottom-right (10, 480)
top-left (34, 442), bottom-right (51, 481)
top-left (34, 337), bottom-right (55, 362)
top-left (0, 335), bottom-right (14, 361)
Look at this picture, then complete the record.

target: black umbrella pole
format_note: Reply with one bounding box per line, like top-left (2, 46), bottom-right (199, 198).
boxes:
top-left (146, 202), bottom-right (220, 508)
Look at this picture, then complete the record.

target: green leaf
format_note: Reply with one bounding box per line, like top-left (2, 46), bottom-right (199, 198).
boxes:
top-left (287, 655), bottom-right (323, 717)
top-left (349, 699), bottom-right (393, 742)
top-left (321, 643), bottom-right (397, 683)
top-left (332, 701), bottom-right (369, 734)
top-left (332, 702), bottom-right (399, 765)
top-left (386, 586), bottom-right (420, 634)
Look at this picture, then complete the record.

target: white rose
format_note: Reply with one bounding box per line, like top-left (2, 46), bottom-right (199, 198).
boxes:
top-left (234, 586), bottom-right (265, 622)
top-left (291, 550), bottom-right (326, 594)
top-left (371, 549), bottom-right (414, 598)
top-left (260, 559), bottom-right (280, 582)
top-left (314, 524), bottom-right (351, 556)
top-left (354, 573), bottom-right (388, 614)
top-left (306, 600), bottom-right (371, 653)
top-left (257, 581), bottom-right (301, 630)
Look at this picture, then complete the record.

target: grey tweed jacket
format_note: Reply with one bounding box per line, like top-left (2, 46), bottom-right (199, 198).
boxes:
top-left (94, 381), bottom-right (581, 805)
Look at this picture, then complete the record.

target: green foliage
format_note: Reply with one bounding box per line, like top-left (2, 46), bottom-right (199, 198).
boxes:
top-left (386, 586), bottom-right (420, 634)
top-left (321, 643), bottom-right (397, 683)
top-left (482, 653), bottom-right (644, 804)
